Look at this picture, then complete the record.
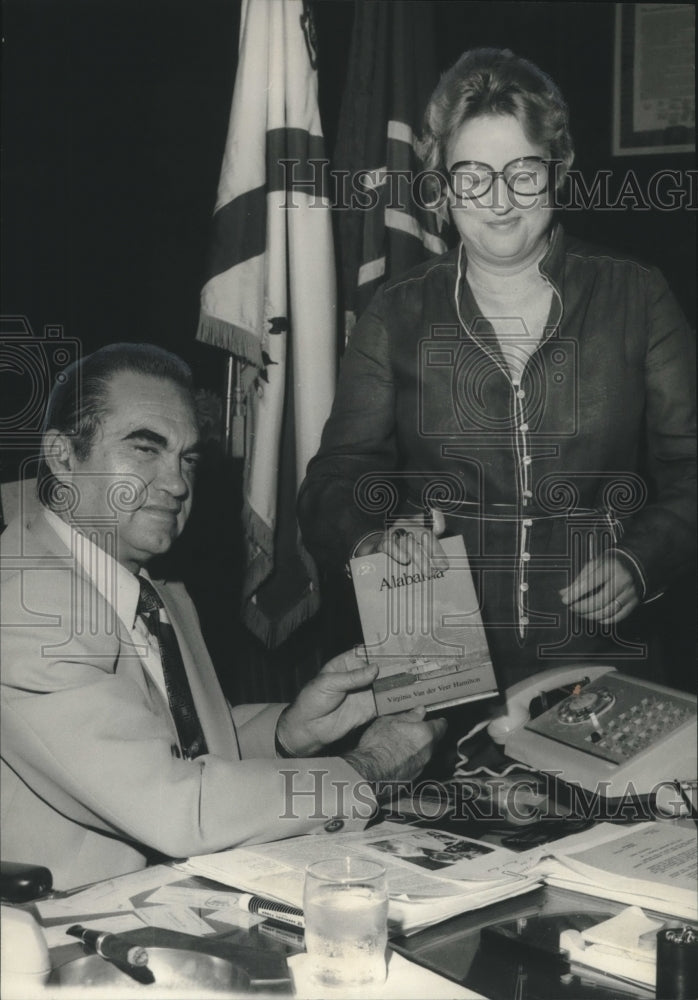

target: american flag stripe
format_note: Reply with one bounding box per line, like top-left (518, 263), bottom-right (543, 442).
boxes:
top-left (334, 2), bottom-right (451, 326)
top-left (202, 129), bottom-right (330, 281)
top-left (384, 208), bottom-right (448, 256)
top-left (196, 0), bottom-right (335, 647)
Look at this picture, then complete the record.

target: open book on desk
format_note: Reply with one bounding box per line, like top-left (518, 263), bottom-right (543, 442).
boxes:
top-left (179, 820), bottom-right (697, 938)
top-left (177, 824), bottom-right (541, 936)
top-left (508, 820), bottom-right (698, 922)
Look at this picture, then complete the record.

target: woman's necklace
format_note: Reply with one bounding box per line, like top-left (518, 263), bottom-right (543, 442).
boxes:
top-left (454, 242), bottom-right (553, 381)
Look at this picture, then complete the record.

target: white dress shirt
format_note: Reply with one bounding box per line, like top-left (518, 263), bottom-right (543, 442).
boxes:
top-left (42, 507), bottom-right (169, 702)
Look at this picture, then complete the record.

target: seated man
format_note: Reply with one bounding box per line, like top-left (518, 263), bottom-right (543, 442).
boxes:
top-left (1, 343), bottom-right (445, 890)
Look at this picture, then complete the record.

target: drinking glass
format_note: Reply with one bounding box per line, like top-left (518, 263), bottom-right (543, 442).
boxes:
top-left (303, 856), bottom-right (389, 989)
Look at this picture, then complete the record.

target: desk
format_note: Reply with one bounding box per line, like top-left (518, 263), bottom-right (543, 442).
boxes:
top-left (393, 885), bottom-right (668, 999)
top-left (11, 871), bottom-right (692, 999)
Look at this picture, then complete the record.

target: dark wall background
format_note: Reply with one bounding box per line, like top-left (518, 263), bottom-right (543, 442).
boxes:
top-left (2, 0), bottom-right (695, 697)
top-left (3, 1), bottom-right (695, 349)
top-left (1, 0), bottom-right (239, 357)
top-left (315, 1), bottom-right (696, 323)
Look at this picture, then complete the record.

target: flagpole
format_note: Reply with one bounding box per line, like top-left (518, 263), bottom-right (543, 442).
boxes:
top-left (232, 359), bottom-right (245, 459)
top-left (197, 0), bottom-right (334, 645)
top-left (223, 355), bottom-right (246, 460)
top-left (223, 354), bottom-right (234, 457)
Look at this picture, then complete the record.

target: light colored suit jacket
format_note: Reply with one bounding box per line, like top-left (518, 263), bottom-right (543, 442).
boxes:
top-left (1, 507), bottom-right (370, 889)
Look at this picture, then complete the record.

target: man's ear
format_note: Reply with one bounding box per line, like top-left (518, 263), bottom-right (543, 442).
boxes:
top-left (42, 430), bottom-right (77, 477)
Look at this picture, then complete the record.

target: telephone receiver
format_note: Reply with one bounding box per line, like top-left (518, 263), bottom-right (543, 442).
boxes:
top-left (485, 664), bottom-right (698, 801)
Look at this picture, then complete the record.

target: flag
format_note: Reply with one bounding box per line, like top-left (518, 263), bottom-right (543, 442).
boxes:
top-left (334, 1), bottom-right (451, 336)
top-left (197, 0), bottom-right (336, 648)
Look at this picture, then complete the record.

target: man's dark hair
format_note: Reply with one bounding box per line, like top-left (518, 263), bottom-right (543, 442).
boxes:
top-left (38, 342), bottom-right (194, 507)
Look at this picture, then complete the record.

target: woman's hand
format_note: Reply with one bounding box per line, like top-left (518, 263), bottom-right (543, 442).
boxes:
top-left (275, 650), bottom-right (379, 757)
top-left (559, 553), bottom-right (640, 622)
top-left (353, 509), bottom-right (449, 575)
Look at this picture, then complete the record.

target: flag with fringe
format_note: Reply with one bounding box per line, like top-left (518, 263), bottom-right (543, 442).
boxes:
top-left (334, 0), bottom-right (451, 338)
top-left (197, 0), bottom-right (336, 648)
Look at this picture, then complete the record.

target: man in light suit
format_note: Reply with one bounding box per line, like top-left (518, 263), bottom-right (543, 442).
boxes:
top-left (1, 343), bottom-right (445, 890)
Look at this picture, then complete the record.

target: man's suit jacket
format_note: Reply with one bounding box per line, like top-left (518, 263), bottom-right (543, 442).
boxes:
top-left (1, 507), bottom-right (370, 889)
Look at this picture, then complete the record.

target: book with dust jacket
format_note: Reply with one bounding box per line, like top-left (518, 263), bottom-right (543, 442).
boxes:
top-left (350, 535), bottom-right (499, 714)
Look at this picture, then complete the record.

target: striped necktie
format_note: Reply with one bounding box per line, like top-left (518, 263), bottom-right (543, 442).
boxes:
top-left (137, 577), bottom-right (208, 760)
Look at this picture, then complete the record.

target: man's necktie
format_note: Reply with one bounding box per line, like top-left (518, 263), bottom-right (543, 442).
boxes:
top-left (137, 577), bottom-right (208, 760)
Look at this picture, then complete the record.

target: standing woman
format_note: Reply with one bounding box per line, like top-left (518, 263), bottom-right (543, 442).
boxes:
top-left (298, 49), bottom-right (696, 688)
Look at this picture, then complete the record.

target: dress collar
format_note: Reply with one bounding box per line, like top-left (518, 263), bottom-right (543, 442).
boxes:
top-left (538, 221), bottom-right (565, 284)
top-left (455, 221), bottom-right (565, 285)
top-left (41, 507), bottom-right (143, 630)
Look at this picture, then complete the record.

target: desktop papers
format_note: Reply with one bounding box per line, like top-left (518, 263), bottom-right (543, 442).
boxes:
top-left (42, 912), bottom-right (148, 950)
top-left (516, 821), bottom-right (698, 921)
top-left (178, 824), bottom-right (541, 935)
top-left (34, 864), bottom-right (262, 945)
top-left (560, 906), bottom-right (666, 988)
top-left (34, 865), bottom-right (185, 919)
top-left (180, 819), bottom-right (697, 937)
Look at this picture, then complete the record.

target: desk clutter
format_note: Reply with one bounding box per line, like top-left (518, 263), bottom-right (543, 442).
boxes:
top-left (0, 864), bottom-right (481, 998)
top-left (2, 818), bottom-right (696, 998)
top-left (560, 906), bottom-right (670, 989)
top-left (558, 906), bottom-right (698, 996)
top-left (179, 819), bottom-right (698, 927)
top-left (476, 902), bottom-right (698, 999)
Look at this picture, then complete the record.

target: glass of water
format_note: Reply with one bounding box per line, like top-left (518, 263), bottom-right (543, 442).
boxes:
top-left (304, 856), bottom-right (389, 990)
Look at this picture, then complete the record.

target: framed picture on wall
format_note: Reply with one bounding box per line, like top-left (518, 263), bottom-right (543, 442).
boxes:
top-left (613, 3), bottom-right (695, 156)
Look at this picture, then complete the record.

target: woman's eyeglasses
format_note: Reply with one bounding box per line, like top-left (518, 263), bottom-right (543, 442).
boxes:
top-left (447, 156), bottom-right (551, 201)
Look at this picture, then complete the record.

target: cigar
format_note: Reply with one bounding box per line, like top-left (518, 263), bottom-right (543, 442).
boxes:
top-left (67, 925), bottom-right (154, 985)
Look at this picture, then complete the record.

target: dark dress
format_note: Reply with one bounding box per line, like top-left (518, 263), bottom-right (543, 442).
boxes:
top-left (299, 225), bottom-right (696, 688)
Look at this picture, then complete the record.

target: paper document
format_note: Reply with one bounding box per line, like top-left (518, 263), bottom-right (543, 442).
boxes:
top-left (34, 866), bottom-right (259, 940)
top-left (42, 912), bottom-right (147, 950)
top-left (178, 823), bottom-right (541, 934)
top-left (35, 865), bottom-right (184, 919)
top-left (526, 821), bottom-right (697, 920)
top-left (136, 905), bottom-right (217, 935)
top-left (560, 906), bottom-right (666, 988)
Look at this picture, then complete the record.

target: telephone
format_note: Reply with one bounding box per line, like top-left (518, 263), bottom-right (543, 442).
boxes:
top-left (487, 665), bottom-right (697, 799)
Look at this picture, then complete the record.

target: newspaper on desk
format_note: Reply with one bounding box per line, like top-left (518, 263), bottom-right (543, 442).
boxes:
top-left (179, 819), bottom-right (697, 935)
top-left (178, 823), bottom-right (541, 935)
top-left (507, 820), bottom-right (698, 921)
top-left (34, 820), bottom-right (694, 948)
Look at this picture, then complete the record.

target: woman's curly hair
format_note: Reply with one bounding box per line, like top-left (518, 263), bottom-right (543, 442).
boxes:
top-left (416, 48), bottom-right (574, 186)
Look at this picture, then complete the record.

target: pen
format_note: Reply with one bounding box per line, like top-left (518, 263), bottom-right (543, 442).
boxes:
top-left (673, 779), bottom-right (698, 826)
top-left (258, 920), bottom-right (306, 948)
top-left (238, 893), bottom-right (305, 929)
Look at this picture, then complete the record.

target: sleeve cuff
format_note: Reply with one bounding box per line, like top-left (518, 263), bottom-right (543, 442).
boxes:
top-left (610, 546), bottom-right (653, 601)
